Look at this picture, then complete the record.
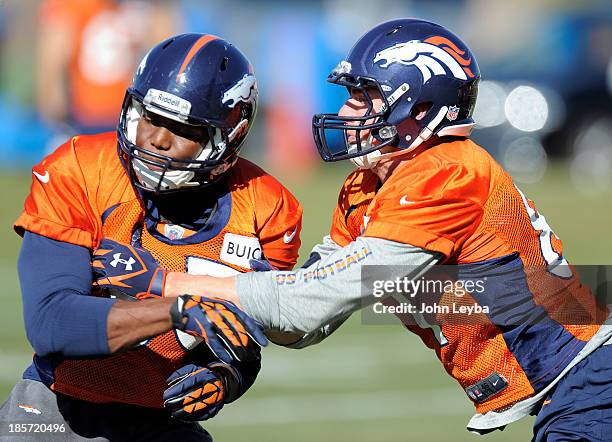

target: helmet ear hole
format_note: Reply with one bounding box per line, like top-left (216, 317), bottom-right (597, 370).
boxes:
top-left (410, 102), bottom-right (433, 121)
top-left (220, 57), bottom-right (229, 71)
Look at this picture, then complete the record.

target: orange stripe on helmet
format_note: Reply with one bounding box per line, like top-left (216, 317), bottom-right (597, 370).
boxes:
top-left (463, 67), bottom-right (475, 78)
top-left (176, 35), bottom-right (219, 81)
top-left (424, 36), bottom-right (465, 55)
top-left (424, 36), bottom-right (473, 67)
top-left (442, 47), bottom-right (472, 66)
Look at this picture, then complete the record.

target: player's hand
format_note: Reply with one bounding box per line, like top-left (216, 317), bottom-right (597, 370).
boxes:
top-left (163, 364), bottom-right (225, 421)
top-left (91, 238), bottom-right (167, 300)
top-left (170, 295), bottom-right (268, 364)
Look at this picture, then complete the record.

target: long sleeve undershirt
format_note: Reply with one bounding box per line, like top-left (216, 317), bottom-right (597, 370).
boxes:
top-left (236, 236), bottom-right (441, 339)
top-left (18, 231), bottom-right (116, 357)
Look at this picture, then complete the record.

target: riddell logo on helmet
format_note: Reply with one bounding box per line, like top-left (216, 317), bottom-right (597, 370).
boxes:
top-left (144, 88), bottom-right (192, 116)
top-left (373, 36), bottom-right (475, 83)
top-left (158, 93), bottom-right (180, 107)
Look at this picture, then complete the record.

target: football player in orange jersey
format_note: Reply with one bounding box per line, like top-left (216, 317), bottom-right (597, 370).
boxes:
top-left (89, 20), bottom-right (612, 441)
top-left (0, 34), bottom-right (302, 440)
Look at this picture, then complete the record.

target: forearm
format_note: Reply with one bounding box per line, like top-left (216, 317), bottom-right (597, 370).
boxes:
top-left (19, 232), bottom-right (115, 357)
top-left (24, 289), bottom-right (117, 357)
top-left (19, 232), bottom-right (184, 357)
top-left (236, 237), bottom-right (442, 334)
top-left (163, 237), bottom-right (341, 346)
top-left (164, 235), bottom-right (342, 314)
top-left (283, 314), bottom-right (351, 349)
top-left (106, 298), bottom-right (177, 353)
top-left (162, 236), bottom-right (339, 304)
top-left (165, 272), bottom-right (240, 304)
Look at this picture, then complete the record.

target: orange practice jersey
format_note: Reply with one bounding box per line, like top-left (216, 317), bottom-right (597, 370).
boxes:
top-left (330, 139), bottom-right (606, 413)
top-left (14, 132), bottom-right (302, 407)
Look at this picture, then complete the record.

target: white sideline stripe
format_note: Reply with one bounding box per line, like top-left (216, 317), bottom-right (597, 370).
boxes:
top-left (210, 387), bottom-right (467, 427)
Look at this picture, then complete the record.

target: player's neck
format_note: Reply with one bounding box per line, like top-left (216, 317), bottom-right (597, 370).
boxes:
top-left (372, 138), bottom-right (441, 182)
top-left (371, 151), bottom-right (415, 183)
top-left (372, 159), bottom-right (400, 183)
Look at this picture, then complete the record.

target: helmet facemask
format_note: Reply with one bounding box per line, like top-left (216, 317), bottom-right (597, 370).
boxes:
top-left (313, 74), bottom-right (399, 167)
top-left (118, 94), bottom-right (238, 194)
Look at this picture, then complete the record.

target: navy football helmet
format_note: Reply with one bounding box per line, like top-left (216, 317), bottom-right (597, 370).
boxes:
top-left (312, 19), bottom-right (480, 168)
top-left (118, 33), bottom-right (258, 193)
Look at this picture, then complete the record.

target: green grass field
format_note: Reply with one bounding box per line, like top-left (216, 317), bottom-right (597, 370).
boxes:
top-left (0, 162), bottom-right (610, 441)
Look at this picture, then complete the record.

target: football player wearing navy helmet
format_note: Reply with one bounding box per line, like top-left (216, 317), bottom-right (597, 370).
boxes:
top-left (5, 32), bottom-right (305, 441)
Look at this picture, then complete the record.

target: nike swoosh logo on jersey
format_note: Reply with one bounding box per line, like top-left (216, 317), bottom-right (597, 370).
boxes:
top-left (399, 195), bottom-right (415, 206)
top-left (33, 170), bottom-right (50, 184)
top-left (283, 226), bottom-right (298, 244)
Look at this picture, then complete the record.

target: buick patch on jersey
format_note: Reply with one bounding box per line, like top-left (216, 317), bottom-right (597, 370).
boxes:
top-left (220, 233), bottom-right (262, 268)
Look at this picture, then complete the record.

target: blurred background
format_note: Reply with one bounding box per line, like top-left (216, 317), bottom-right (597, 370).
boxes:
top-left (0, 0), bottom-right (611, 441)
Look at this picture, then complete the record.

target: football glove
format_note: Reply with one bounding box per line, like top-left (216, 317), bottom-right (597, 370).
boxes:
top-left (170, 295), bottom-right (268, 364)
top-left (163, 364), bottom-right (226, 422)
top-left (92, 238), bottom-right (167, 300)
top-left (248, 258), bottom-right (277, 272)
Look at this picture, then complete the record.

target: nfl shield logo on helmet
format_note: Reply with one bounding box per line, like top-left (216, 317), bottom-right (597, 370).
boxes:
top-left (446, 105), bottom-right (460, 121)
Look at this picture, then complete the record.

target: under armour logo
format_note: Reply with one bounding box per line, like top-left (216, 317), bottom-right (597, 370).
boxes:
top-left (110, 253), bottom-right (136, 271)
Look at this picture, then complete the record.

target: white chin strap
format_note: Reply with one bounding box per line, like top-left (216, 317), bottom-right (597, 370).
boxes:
top-left (349, 106), bottom-right (456, 170)
top-left (348, 136), bottom-right (383, 169)
top-left (126, 100), bottom-right (222, 191)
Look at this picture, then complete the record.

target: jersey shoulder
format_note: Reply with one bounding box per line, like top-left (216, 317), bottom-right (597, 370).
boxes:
top-left (379, 139), bottom-right (494, 206)
top-left (227, 158), bottom-right (302, 269)
top-left (361, 139), bottom-right (496, 257)
top-left (229, 158), bottom-right (300, 205)
top-left (66, 131), bottom-right (134, 207)
top-left (230, 158), bottom-right (287, 192)
top-left (71, 130), bottom-right (122, 163)
top-left (14, 132), bottom-right (134, 248)
top-left (228, 158), bottom-right (302, 229)
top-left (28, 131), bottom-right (125, 203)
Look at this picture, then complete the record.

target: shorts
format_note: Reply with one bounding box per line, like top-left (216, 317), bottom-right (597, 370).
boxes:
top-left (533, 342), bottom-right (612, 441)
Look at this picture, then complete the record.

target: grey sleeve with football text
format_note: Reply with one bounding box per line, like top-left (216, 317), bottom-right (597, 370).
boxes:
top-left (236, 236), bottom-right (442, 336)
